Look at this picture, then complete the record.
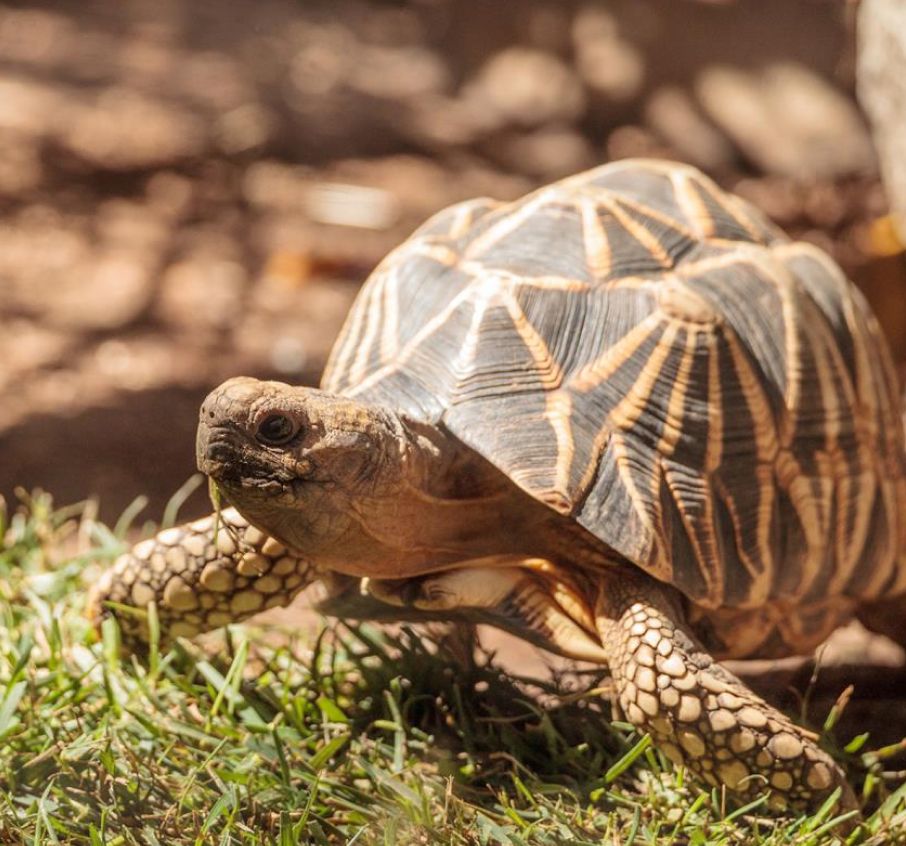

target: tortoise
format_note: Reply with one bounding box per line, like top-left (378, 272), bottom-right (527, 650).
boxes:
top-left (89, 159), bottom-right (906, 813)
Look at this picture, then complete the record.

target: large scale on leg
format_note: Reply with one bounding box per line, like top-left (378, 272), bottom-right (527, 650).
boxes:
top-left (89, 159), bottom-right (906, 814)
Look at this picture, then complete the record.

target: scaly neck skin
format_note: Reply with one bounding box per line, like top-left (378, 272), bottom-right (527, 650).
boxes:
top-left (343, 416), bottom-right (537, 573)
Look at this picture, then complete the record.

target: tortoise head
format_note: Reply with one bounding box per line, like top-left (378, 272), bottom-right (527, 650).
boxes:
top-left (197, 377), bottom-right (406, 568)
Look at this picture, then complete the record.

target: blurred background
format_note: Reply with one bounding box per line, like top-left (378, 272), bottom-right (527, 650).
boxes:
top-left (1, 0), bottom-right (905, 524)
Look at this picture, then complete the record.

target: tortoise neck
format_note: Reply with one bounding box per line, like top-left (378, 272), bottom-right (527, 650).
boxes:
top-left (372, 414), bottom-right (621, 575)
top-left (337, 414), bottom-right (537, 572)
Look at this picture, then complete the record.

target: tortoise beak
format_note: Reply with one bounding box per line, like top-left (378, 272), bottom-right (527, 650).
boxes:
top-left (196, 377), bottom-right (262, 479)
top-left (195, 423), bottom-right (236, 479)
top-left (196, 382), bottom-right (300, 495)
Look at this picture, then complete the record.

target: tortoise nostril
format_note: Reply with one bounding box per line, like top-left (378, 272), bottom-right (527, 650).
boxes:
top-left (205, 441), bottom-right (233, 462)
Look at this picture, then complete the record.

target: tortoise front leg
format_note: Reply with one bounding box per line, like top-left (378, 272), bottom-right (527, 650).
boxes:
top-left (595, 569), bottom-right (856, 813)
top-left (88, 509), bottom-right (318, 647)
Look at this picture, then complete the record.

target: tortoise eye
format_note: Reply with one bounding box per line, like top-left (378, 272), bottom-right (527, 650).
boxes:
top-left (256, 413), bottom-right (297, 446)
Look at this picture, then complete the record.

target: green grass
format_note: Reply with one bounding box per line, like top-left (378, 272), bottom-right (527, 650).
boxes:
top-left (1, 491), bottom-right (905, 845)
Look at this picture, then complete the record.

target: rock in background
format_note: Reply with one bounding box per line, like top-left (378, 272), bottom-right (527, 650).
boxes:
top-left (857, 0), bottom-right (906, 364)
top-left (859, 0), bottom-right (906, 239)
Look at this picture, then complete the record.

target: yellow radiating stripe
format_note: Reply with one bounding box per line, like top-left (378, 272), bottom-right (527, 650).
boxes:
top-left (517, 275), bottom-right (593, 292)
top-left (670, 168), bottom-right (716, 238)
top-left (501, 291), bottom-right (564, 391)
top-left (606, 322), bottom-right (680, 434)
top-left (755, 256), bottom-right (828, 598)
top-left (843, 290), bottom-right (882, 441)
top-left (597, 195), bottom-right (673, 268)
top-left (369, 236), bottom-right (465, 373)
top-left (675, 248), bottom-right (760, 280)
top-left (406, 239), bottom-right (462, 267)
top-left (779, 269), bottom-right (802, 448)
top-left (725, 193), bottom-right (776, 243)
top-left (544, 391), bottom-right (575, 507)
top-left (379, 264), bottom-right (400, 366)
top-left (640, 321), bottom-right (727, 598)
top-left (723, 329), bottom-right (778, 462)
top-left (658, 326), bottom-right (699, 457)
top-left (662, 460), bottom-right (724, 606)
top-left (740, 252), bottom-right (802, 439)
top-left (327, 233), bottom-right (444, 391)
top-left (568, 311), bottom-right (672, 519)
top-left (647, 446), bottom-right (668, 563)
top-left (459, 262), bottom-right (593, 292)
top-left (773, 241), bottom-right (849, 286)
top-left (747, 245), bottom-right (862, 602)
top-left (705, 331), bottom-right (723, 473)
top-left (863, 481), bottom-right (906, 597)
top-left (572, 424), bottom-right (613, 513)
top-left (809, 459), bottom-right (841, 598)
top-left (447, 204), bottom-right (473, 238)
top-left (714, 470), bottom-right (774, 604)
top-left (603, 324), bottom-right (678, 568)
top-left (832, 469), bottom-right (877, 596)
top-left (501, 289), bottom-right (572, 505)
top-left (693, 172), bottom-right (766, 242)
top-left (601, 190), bottom-right (697, 242)
top-left (803, 308), bottom-right (843, 447)
top-left (842, 272), bottom-right (903, 597)
top-left (579, 195), bottom-right (612, 279)
top-left (775, 450), bottom-right (826, 590)
top-left (449, 198), bottom-right (501, 238)
top-left (722, 330), bottom-right (778, 593)
top-left (610, 435), bottom-right (652, 531)
top-left (346, 277), bottom-right (483, 399)
top-left (463, 190), bottom-right (550, 260)
top-left (451, 278), bottom-right (498, 389)
top-left (568, 312), bottom-right (665, 393)
top-left (611, 434), bottom-right (668, 579)
top-left (854, 296), bottom-right (903, 479)
top-left (835, 288), bottom-right (899, 597)
top-left (600, 325), bottom-right (679, 581)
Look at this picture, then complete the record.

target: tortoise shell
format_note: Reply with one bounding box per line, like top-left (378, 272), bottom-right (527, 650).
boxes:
top-left (322, 159), bottom-right (906, 614)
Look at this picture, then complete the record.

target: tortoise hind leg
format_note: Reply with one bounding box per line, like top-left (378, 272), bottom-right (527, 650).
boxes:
top-left (595, 568), bottom-right (857, 813)
top-left (366, 564), bottom-right (611, 663)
